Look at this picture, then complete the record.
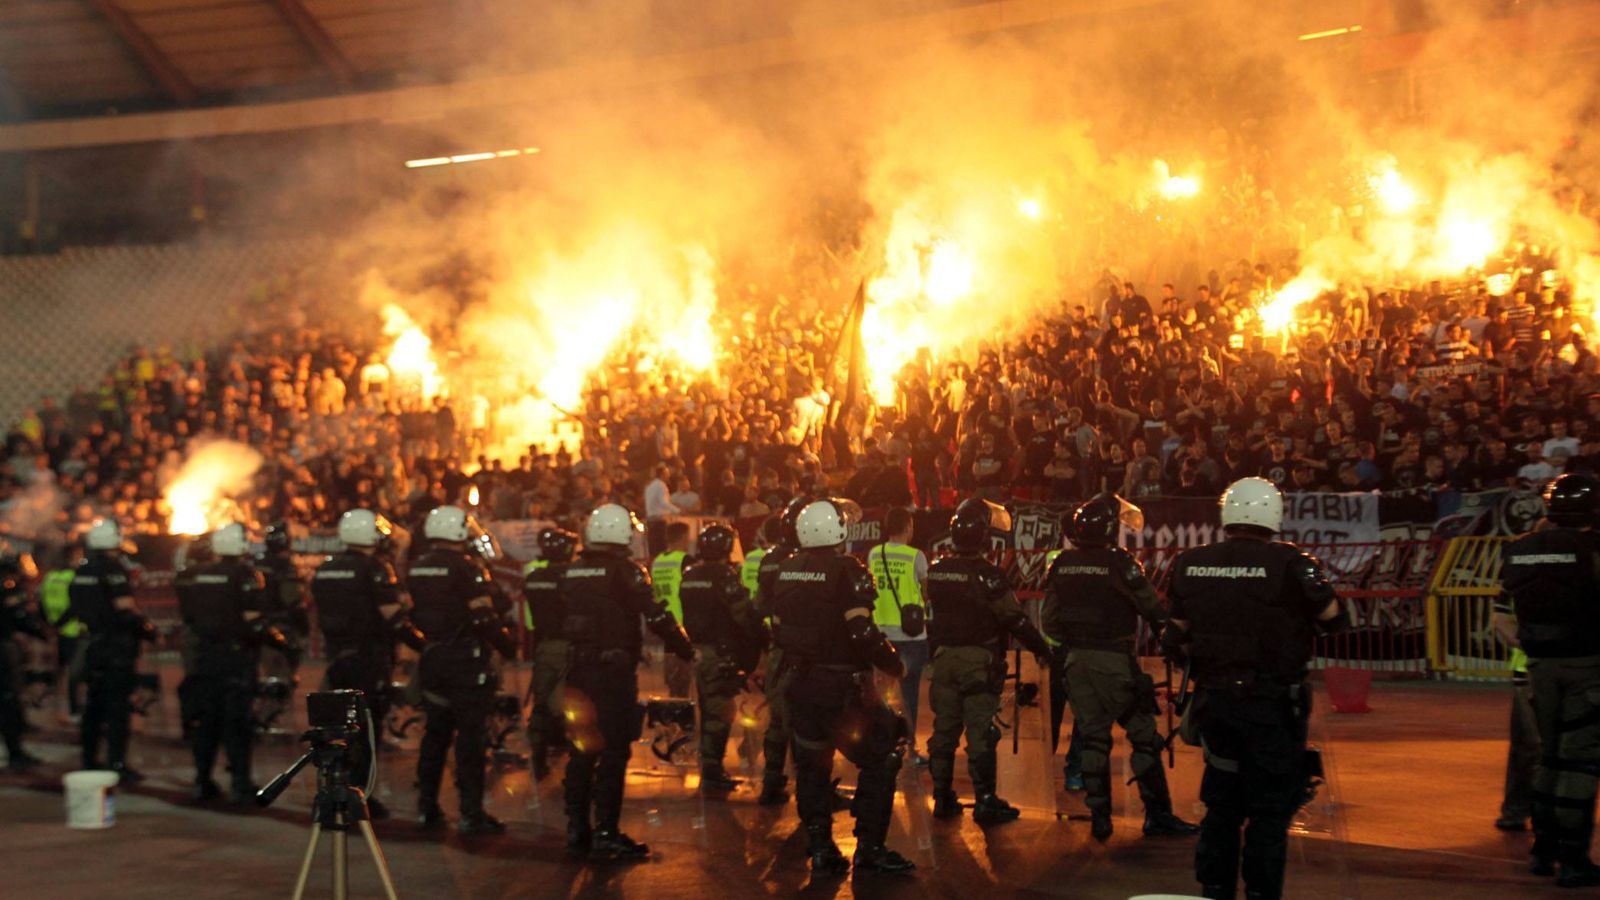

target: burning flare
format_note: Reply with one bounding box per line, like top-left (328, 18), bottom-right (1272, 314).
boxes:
top-left (382, 304), bottom-right (446, 403)
top-left (163, 439), bottom-right (264, 536)
top-left (1258, 271), bottom-right (1333, 335)
top-left (1369, 160), bottom-right (1418, 215)
top-left (1153, 160), bottom-right (1201, 200)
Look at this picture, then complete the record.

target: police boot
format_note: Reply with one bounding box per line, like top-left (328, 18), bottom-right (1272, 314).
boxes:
top-left (191, 778), bottom-right (222, 803)
top-left (932, 789), bottom-right (963, 819)
top-left (228, 779), bottom-right (261, 805)
top-left (972, 793), bottom-right (1022, 825)
top-left (806, 824), bottom-right (850, 876)
top-left (1557, 835), bottom-right (1600, 888)
top-left (1143, 809), bottom-right (1201, 837)
top-left (1090, 810), bottom-right (1114, 842)
top-left (700, 764), bottom-right (742, 794)
top-left (590, 830), bottom-right (650, 862)
top-left (418, 799), bottom-right (447, 830)
top-left (852, 843), bottom-right (916, 874)
top-left (758, 774), bottom-right (790, 806)
top-left (6, 750), bottom-right (41, 771)
top-left (566, 822), bottom-right (593, 856)
top-left (458, 811), bottom-right (507, 837)
top-left (1199, 885), bottom-right (1234, 900)
top-left (111, 763), bottom-right (145, 785)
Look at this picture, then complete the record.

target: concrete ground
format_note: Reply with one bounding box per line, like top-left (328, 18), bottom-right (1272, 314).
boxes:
top-left (0, 663), bottom-right (1569, 899)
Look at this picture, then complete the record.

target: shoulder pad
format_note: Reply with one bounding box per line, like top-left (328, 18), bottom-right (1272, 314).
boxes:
top-left (1288, 549), bottom-right (1336, 597)
top-left (623, 560), bottom-right (651, 590)
top-left (848, 564), bottom-right (877, 603)
top-left (977, 565), bottom-right (1009, 597)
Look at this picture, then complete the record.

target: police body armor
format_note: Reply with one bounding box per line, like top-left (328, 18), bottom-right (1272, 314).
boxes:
top-left (69, 553), bottom-right (143, 669)
top-left (1044, 547), bottom-right (1142, 652)
top-left (410, 548), bottom-right (498, 691)
top-left (179, 559), bottom-right (264, 675)
top-left (680, 560), bottom-right (759, 672)
top-left (1504, 528), bottom-right (1600, 659)
top-left (925, 556), bottom-right (1013, 649)
top-left (311, 551), bottom-right (398, 652)
top-left (771, 550), bottom-right (873, 670)
top-left (522, 560), bottom-right (567, 644)
top-left (560, 548), bottom-right (650, 661)
top-left (257, 551), bottom-right (309, 637)
top-left (1169, 539), bottom-right (1320, 686)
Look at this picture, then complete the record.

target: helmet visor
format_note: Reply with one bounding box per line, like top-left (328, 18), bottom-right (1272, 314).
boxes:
top-left (830, 498), bottom-right (863, 527)
top-left (1112, 495), bottom-right (1145, 533)
top-left (466, 519), bottom-right (502, 561)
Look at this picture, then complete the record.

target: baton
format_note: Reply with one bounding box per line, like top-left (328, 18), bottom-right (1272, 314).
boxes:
top-left (1012, 646), bottom-right (1022, 755)
top-left (1164, 658), bottom-right (1175, 769)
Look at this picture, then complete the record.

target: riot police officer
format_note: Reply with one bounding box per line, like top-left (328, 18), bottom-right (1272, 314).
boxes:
top-left (1162, 478), bottom-right (1344, 900)
top-left (753, 495), bottom-right (810, 805)
top-left (925, 499), bottom-right (1051, 825)
top-left (310, 509), bottom-right (425, 819)
top-left (68, 519), bottom-right (154, 782)
top-left (773, 498), bottom-right (914, 875)
top-left (180, 523), bottom-right (292, 803)
top-left (560, 503), bottom-right (694, 861)
top-left (0, 542), bottom-right (45, 769)
top-left (679, 523), bottom-right (767, 793)
top-left (257, 521), bottom-right (309, 669)
top-left (1042, 494), bottom-right (1198, 841)
top-left (1493, 473), bottom-right (1600, 886)
top-left (524, 527), bottom-right (577, 781)
top-left (409, 505), bottom-right (517, 836)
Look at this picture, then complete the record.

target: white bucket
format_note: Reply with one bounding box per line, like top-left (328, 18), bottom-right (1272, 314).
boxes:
top-left (63, 770), bottom-right (120, 829)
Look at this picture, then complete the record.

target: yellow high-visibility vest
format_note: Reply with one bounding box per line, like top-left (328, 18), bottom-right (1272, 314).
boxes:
top-left (651, 551), bottom-right (687, 623)
top-left (868, 542), bottom-right (923, 628)
top-left (42, 568), bottom-right (83, 638)
top-left (741, 547), bottom-right (766, 599)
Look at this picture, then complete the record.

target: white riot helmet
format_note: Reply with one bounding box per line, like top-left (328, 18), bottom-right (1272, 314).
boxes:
top-left (338, 509), bottom-right (393, 549)
top-left (795, 498), bottom-right (861, 549)
top-left (585, 503), bottom-right (643, 547)
top-left (211, 522), bottom-right (249, 558)
top-left (86, 518), bottom-right (124, 552)
top-left (1219, 477), bottom-right (1284, 534)
top-left (424, 505), bottom-right (472, 542)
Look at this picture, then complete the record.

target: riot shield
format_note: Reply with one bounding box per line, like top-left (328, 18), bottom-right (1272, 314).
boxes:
top-left (1283, 685), bottom-right (1356, 900)
top-left (875, 670), bottom-right (934, 865)
top-left (619, 693), bottom-right (709, 847)
top-left (995, 648), bottom-right (1057, 814)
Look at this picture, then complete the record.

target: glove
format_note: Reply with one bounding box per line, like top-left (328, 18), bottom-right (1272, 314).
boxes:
top-left (1159, 623), bottom-right (1188, 664)
top-left (391, 616), bottom-right (427, 652)
top-left (470, 605), bottom-right (519, 658)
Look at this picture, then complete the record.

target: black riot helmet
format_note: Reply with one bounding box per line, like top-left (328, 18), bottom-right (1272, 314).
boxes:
top-left (1545, 473), bottom-right (1600, 528)
top-left (264, 520), bottom-right (292, 555)
top-left (779, 495), bottom-right (814, 548)
top-left (950, 498), bottom-right (1011, 553)
top-left (537, 528), bottom-right (579, 564)
top-left (1069, 493), bottom-right (1144, 549)
top-left (697, 524), bottom-right (736, 562)
top-left (758, 515), bottom-right (782, 548)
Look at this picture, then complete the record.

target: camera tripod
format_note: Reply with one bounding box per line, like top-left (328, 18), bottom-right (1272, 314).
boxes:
top-left (258, 732), bottom-right (400, 900)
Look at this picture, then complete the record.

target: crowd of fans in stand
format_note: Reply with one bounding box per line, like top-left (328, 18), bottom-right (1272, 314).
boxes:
top-left (1, 249), bottom-right (1597, 555)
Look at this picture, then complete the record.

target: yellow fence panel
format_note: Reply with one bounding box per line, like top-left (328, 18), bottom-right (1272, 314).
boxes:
top-left (1426, 536), bottom-right (1514, 680)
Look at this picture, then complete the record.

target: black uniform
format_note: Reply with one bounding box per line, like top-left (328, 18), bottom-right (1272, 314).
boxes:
top-left (924, 553), bottom-right (1050, 818)
top-left (1041, 546), bottom-right (1184, 834)
top-left (772, 546), bottom-right (909, 871)
top-left (409, 546), bottom-right (516, 823)
top-left (559, 545), bottom-right (693, 856)
top-left (1167, 536), bottom-right (1338, 900)
top-left (68, 551), bottom-right (153, 773)
top-left (754, 541), bottom-right (798, 796)
top-left (1, 559), bottom-right (45, 766)
top-left (679, 559), bottom-right (766, 777)
top-left (1498, 527), bottom-right (1600, 875)
top-left (523, 559), bottom-right (570, 776)
top-left (178, 557), bottom-right (270, 796)
top-left (257, 549), bottom-right (309, 646)
top-left (310, 549), bottom-right (411, 791)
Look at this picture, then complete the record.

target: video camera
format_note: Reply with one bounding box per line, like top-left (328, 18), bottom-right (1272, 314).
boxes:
top-left (255, 689), bottom-right (371, 810)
